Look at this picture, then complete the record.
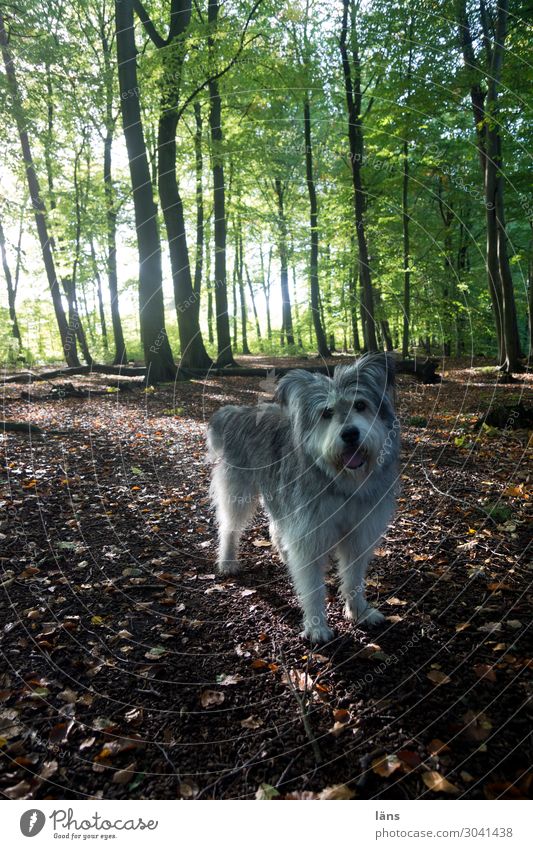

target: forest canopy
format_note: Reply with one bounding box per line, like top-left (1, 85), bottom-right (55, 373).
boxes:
top-left (0, 0), bottom-right (531, 379)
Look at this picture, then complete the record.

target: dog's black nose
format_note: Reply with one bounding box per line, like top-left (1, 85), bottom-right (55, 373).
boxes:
top-left (341, 426), bottom-right (360, 445)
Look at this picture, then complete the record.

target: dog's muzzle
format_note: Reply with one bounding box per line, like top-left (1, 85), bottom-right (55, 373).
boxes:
top-left (340, 426), bottom-right (366, 469)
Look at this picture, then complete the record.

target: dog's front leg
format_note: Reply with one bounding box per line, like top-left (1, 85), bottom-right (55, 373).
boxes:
top-left (336, 538), bottom-right (385, 628)
top-left (286, 547), bottom-right (333, 644)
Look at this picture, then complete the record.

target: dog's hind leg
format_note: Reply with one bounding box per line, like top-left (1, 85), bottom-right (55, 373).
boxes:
top-left (211, 465), bottom-right (257, 575)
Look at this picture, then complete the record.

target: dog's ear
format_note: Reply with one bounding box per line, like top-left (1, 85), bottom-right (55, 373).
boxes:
top-left (355, 352), bottom-right (395, 391)
top-left (335, 353), bottom-right (396, 403)
top-left (275, 369), bottom-right (327, 407)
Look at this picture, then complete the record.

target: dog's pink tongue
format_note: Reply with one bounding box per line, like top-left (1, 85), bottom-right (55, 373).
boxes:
top-left (342, 448), bottom-right (365, 469)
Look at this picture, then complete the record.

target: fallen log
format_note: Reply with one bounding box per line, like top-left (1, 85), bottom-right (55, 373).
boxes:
top-left (1, 420), bottom-right (44, 435)
top-left (180, 357), bottom-right (441, 384)
top-left (3, 356), bottom-right (442, 386)
top-left (3, 364), bottom-right (147, 384)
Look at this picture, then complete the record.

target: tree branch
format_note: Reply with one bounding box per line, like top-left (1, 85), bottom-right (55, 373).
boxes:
top-left (132, 0), bottom-right (166, 48)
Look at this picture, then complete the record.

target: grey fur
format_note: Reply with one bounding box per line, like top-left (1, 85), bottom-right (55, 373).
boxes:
top-left (207, 353), bottom-right (400, 643)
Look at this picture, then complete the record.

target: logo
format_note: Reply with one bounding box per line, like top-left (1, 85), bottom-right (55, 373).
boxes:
top-left (20, 809), bottom-right (46, 837)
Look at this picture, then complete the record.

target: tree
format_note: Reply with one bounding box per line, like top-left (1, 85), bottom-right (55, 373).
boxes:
top-left (115, 0), bottom-right (176, 381)
top-left (0, 7), bottom-right (78, 366)
top-left (339, 0), bottom-right (378, 352)
top-left (456, 0), bottom-right (522, 373)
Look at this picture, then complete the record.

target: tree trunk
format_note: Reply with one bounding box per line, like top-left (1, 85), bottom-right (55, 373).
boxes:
top-left (115, 0), bottom-right (176, 381)
top-left (90, 238), bottom-right (109, 353)
top-left (456, 0), bottom-right (521, 372)
top-left (273, 179), bottom-right (294, 346)
top-left (193, 101), bottom-right (204, 322)
top-left (0, 213), bottom-right (22, 347)
top-left (0, 11), bottom-right (77, 366)
top-left (133, 0), bottom-right (211, 371)
top-left (401, 141), bottom-right (411, 358)
top-left (208, 0), bottom-right (235, 366)
top-left (339, 0), bottom-right (378, 352)
top-left (303, 97), bottom-right (330, 357)
top-left (245, 264), bottom-right (262, 346)
top-left (259, 246), bottom-right (272, 341)
top-left (100, 19), bottom-right (127, 364)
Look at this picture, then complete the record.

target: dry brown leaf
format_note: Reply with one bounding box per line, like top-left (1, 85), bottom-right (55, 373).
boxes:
top-left (200, 690), bottom-right (225, 708)
top-left (332, 708), bottom-right (350, 723)
top-left (112, 762), bottom-right (136, 784)
top-left (319, 783), bottom-right (356, 800)
top-left (427, 738), bottom-right (450, 755)
top-left (427, 670), bottom-right (451, 685)
top-left (372, 754), bottom-right (402, 777)
top-left (252, 539), bottom-right (271, 548)
top-left (455, 622), bottom-right (471, 632)
top-left (240, 715), bottom-right (264, 730)
top-left (179, 781), bottom-right (199, 798)
top-left (473, 663), bottom-right (497, 682)
top-left (4, 780), bottom-right (32, 799)
top-left (38, 760), bottom-right (59, 781)
top-left (422, 771), bottom-right (459, 795)
top-left (461, 710), bottom-right (492, 742)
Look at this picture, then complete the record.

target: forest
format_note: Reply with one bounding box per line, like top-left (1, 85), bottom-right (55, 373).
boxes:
top-left (0, 0), bottom-right (532, 804)
top-left (0, 0), bottom-right (531, 376)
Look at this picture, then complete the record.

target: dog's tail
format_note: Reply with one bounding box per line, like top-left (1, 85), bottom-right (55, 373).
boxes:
top-left (206, 405), bottom-right (241, 462)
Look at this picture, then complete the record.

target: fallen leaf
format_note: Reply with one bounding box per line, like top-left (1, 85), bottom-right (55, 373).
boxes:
top-left (427, 738), bottom-right (450, 755)
top-left (240, 715), bottom-right (264, 729)
top-left (252, 539), bottom-right (271, 548)
top-left (372, 754), bottom-right (402, 777)
top-left (477, 621), bottom-right (502, 634)
top-left (397, 749), bottom-right (422, 771)
top-left (4, 780), bottom-right (32, 799)
top-left (455, 622), bottom-right (471, 632)
top-left (422, 771), bottom-right (459, 795)
top-left (112, 762), bottom-right (137, 784)
top-left (461, 710), bottom-right (492, 742)
top-left (217, 674), bottom-right (243, 686)
top-left (473, 664), bottom-right (497, 682)
top-left (200, 690), bottom-right (225, 708)
top-left (39, 760), bottom-right (59, 781)
top-left (256, 783), bottom-right (280, 800)
top-left (319, 784), bottom-right (356, 800)
top-left (427, 670), bottom-right (451, 685)
top-left (179, 781), bottom-right (199, 798)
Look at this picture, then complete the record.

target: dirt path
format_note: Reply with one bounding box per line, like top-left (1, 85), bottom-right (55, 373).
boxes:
top-left (0, 359), bottom-right (531, 799)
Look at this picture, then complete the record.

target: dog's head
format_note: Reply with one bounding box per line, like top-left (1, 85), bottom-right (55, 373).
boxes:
top-left (275, 353), bottom-right (399, 481)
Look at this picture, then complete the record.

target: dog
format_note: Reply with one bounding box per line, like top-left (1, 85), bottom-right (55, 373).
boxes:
top-left (207, 353), bottom-right (400, 643)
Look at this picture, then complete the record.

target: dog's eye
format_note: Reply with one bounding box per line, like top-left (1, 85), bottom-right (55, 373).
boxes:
top-left (353, 400), bottom-right (366, 412)
top-left (321, 407), bottom-right (334, 420)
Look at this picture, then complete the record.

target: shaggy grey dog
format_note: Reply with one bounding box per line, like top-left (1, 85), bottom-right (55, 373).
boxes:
top-left (207, 353), bottom-right (400, 643)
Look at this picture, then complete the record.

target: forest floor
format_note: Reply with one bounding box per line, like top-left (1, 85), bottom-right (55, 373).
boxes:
top-left (0, 355), bottom-right (532, 800)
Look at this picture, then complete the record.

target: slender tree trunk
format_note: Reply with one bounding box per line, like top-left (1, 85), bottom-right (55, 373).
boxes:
top-left (115, 0), bottom-right (176, 381)
top-left (456, 0), bottom-right (521, 372)
top-left (193, 101), bottom-right (204, 320)
top-left (90, 238), bottom-right (109, 353)
top-left (401, 139), bottom-right (411, 358)
top-left (208, 0), bottom-right (235, 366)
top-left (236, 228), bottom-right (250, 354)
top-left (291, 263), bottom-right (303, 348)
top-left (339, 0), bottom-right (378, 352)
top-left (205, 216), bottom-right (214, 344)
top-left (259, 246), bottom-right (272, 341)
top-left (99, 19), bottom-right (127, 363)
top-left (303, 97), bottom-right (330, 357)
top-left (349, 269), bottom-right (361, 353)
top-left (0, 213), bottom-right (22, 346)
top-left (0, 11), bottom-right (77, 365)
top-left (273, 179), bottom-right (294, 346)
top-left (245, 265), bottom-right (262, 346)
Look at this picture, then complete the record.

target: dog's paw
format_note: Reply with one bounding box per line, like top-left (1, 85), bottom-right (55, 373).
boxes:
top-left (344, 601), bottom-right (385, 628)
top-left (218, 560), bottom-right (241, 576)
top-left (300, 623), bottom-right (335, 645)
